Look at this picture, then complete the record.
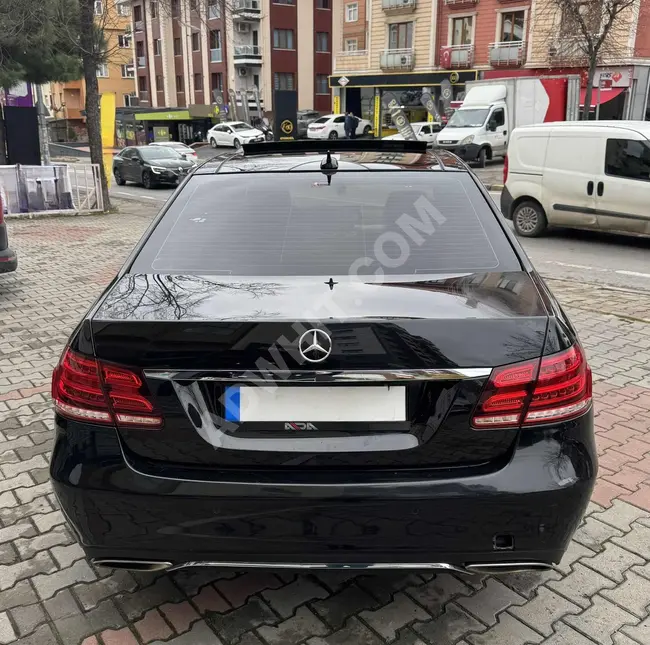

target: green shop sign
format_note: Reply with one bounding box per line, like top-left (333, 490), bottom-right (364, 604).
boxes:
top-left (135, 110), bottom-right (191, 121)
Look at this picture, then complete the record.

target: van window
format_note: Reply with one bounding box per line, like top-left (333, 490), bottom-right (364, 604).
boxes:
top-left (491, 109), bottom-right (505, 127)
top-left (605, 139), bottom-right (650, 181)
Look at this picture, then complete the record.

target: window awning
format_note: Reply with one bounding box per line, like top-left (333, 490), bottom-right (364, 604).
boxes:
top-left (579, 87), bottom-right (625, 108)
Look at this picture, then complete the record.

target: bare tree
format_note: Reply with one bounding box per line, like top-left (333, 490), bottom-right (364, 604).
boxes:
top-left (536, 0), bottom-right (637, 119)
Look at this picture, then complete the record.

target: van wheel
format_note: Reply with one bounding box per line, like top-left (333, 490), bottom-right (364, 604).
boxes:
top-left (477, 147), bottom-right (487, 168)
top-left (513, 201), bottom-right (548, 237)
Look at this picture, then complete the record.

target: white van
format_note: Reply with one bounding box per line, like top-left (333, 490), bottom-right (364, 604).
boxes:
top-left (502, 121), bottom-right (650, 237)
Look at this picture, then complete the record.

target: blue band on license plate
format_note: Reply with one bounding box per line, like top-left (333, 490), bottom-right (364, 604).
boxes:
top-left (224, 386), bottom-right (241, 422)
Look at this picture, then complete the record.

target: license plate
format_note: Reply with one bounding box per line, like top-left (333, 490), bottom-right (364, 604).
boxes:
top-left (440, 141), bottom-right (454, 144)
top-left (224, 385), bottom-right (406, 423)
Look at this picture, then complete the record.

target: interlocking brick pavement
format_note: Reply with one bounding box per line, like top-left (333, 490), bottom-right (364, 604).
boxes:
top-left (1, 207), bottom-right (649, 644)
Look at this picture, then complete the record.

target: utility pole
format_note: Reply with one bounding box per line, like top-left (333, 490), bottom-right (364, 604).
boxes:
top-left (35, 85), bottom-right (51, 165)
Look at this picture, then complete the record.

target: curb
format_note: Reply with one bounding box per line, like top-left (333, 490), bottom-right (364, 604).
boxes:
top-left (6, 210), bottom-right (107, 221)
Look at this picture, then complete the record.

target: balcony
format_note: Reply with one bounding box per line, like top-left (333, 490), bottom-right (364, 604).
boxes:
top-left (382, 0), bottom-right (416, 13)
top-left (489, 40), bottom-right (525, 67)
top-left (137, 56), bottom-right (146, 68)
top-left (134, 20), bottom-right (144, 32)
top-left (548, 37), bottom-right (588, 64)
top-left (233, 0), bottom-right (261, 19)
top-left (380, 48), bottom-right (415, 70)
top-left (210, 48), bottom-right (223, 63)
top-left (443, 0), bottom-right (478, 5)
top-left (233, 45), bottom-right (262, 64)
top-left (439, 44), bottom-right (473, 69)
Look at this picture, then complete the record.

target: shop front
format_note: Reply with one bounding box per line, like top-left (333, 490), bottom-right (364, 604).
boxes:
top-left (329, 70), bottom-right (478, 137)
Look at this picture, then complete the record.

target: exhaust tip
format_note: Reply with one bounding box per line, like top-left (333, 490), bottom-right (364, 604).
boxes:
top-left (92, 559), bottom-right (173, 572)
top-left (465, 562), bottom-right (557, 575)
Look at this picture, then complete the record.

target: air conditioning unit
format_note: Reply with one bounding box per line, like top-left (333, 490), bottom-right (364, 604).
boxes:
top-left (236, 22), bottom-right (251, 32)
top-left (238, 67), bottom-right (248, 76)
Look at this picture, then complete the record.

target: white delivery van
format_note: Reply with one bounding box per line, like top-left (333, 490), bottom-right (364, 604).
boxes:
top-left (501, 121), bottom-right (650, 238)
top-left (436, 76), bottom-right (580, 167)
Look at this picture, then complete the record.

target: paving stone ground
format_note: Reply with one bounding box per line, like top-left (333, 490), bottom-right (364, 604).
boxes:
top-left (0, 206), bottom-right (649, 645)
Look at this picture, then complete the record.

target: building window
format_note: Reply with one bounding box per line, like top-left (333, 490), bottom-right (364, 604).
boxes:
top-left (208, 0), bottom-right (220, 18)
top-left (274, 72), bottom-right (294, 90)
top-left (189, 0), bottom-right (197, 9)
top-left (136, 40), bottom-right (145, 57)
top-left (153, 39), bottom-right (161, 55)
top-left (345, 2), bottom-right (358, 22)
top-left (121, 64), bottom-right (135, 78)
top-left (174, 37), bottom-right (182, 56)
top-left (138, 76), bottom-right (147, 91)
top-left (388, 22), bottom-right (413, 49)
top-left (149, 1), bottom-right (157, 18)
top-left (316, 32), bottom-right (329, 52)
top-left (317, 0), bottom-right (331, 7)
top-left (191, 32), bottom-right (200, 51)
top-left (253, 73), bottom-right (260, 87)
top-left (194, 73), bottom-right (203, 91)
top-left (133, 4), bottom-right (142, 21)
top-left (211, 72), bottom-right (223, 91)
top-left (345, 38), bottom-right (358, 51)
top-left (176, 75), bottom-right (184, 93)
top-left (171, 0), bottom-right (179, 17)
top-left (605, 139), bottom-right (650, 180)
top-left (273, 29), bottom-right (294, 49)
top-left (96, 63), bottom-right (109, 77)
top-left (500, 10), bottom-right (525, 42)
top-left (451, 16), bottom-right (473, 45)
top-left (117, 3), bottom-right (130, 16)
top-left (274, 0), bottom-right (295, 4)
top-left (155, 75), bottom-right (163, 91)
top-left (118, 34), bottom-right (131, 48)
top-left (94, 0), bottom-right (103, 15)
top-left (123, 93), bottom-right (137, 106)
top-left (316, 75), bottom-right (328, 94)
top-left (209, 29), bottom-right (221, 49)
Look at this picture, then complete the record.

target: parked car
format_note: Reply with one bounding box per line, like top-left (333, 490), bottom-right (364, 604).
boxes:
top-left (383, 121), bottom-right (442, 144)
top-left (502, 121), bottom-right (650, 237)
top-left (149, 141), bottom-right (198, 163)
top-left (307, 114), bottom-right (373, 139)
top-left (51, 139), bottom-right (595, 576)
top-left (207, 121), bottom-right (266, 149)
top-left (296, 110), bottom-right (321, 138)
top-left (0, 184), bottom-right (16, 273)
top-left (113, 146), bottom-right (196, 189)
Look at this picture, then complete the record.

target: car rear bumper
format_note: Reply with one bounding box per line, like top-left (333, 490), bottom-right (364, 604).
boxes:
top-left (307, 131), bottom-right (329, 139)
top-left (51, 412), bottom-right (596, 569)
top-left (501, 186), bottom-right (514, 220)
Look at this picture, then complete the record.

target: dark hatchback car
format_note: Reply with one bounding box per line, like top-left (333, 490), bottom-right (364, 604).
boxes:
top-left (113, 146), bottom-right (196, 189)
top-left (51, 140), bottom-right (596, 576)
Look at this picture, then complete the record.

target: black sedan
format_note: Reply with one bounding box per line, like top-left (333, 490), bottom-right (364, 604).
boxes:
top-left (113, 146), bottom-right (196, 189)
top-left (51, 140), bottom-right (596, 576)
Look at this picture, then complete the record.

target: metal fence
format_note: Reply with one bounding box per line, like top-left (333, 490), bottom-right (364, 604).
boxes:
top-left (0, 163), bottom-right (103, 215)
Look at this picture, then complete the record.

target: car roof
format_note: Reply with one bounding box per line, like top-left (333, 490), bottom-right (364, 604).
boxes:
top-left (196, 146), bottom-right (467, 174)
top-left (219, 121), bottom-right (249, 126)
top-left (150, 141), bottom-right (187, 146)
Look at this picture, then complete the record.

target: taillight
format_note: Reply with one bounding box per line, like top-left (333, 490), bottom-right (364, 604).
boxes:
top-left (472, 344), bottom-right (591, 429)
top-left (503, 154), bottom-right (509, 184)
top-left (52, 348), bottom-right (162, 428)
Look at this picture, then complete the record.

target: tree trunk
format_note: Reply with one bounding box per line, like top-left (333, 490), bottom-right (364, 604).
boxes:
top-left (79, 0), bottom-right (111, 210)
top-left (582, 55), bottom-right (599, 122)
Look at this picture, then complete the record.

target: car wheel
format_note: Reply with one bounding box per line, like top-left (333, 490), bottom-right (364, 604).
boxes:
top-left (476, 148), bottom-right (487, 168)
top-left (142, 170), bottom-right (154, 190)
top-left (328, 131), bottom-right (338, 140)
top-left (113, 168), bottom-right (126, 186)
top-left (513, 201), bottom-right (548, 237)
top-left (363, 125), bottom-right (371, 136)
top-left (210, 138), bottom-right (218, 149)
top-left (233, 139), bottom-right (241, 149)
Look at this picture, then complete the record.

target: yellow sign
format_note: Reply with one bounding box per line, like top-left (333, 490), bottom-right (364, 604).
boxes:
top-left (450, 71), bottom-right (459, 84)
top-left (333, 95), bottom-right (340, 114)
top-left (281, 119), bottom-right (294, 135)
top-left (213, 105), bottom-right (220, 116)
top-left (427, 112), bottom-right (434, 122)
top-left (373, 95), bottom-right (381, 136)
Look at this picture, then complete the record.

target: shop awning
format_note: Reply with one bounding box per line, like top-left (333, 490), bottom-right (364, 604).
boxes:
top-left (579, 87), bottom-right (625, 108)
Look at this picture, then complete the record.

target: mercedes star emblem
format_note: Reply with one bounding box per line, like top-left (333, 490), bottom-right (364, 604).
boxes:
top-left (298, 329), bottom-right (332, 363)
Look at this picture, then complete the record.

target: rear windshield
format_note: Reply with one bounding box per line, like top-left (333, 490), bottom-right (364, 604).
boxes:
top-left (314, 117), bottom-right (330, 124)
top-left (131, 172), bottom-right (520, 276)
top-left (140, 147), bottom-right (182, 160)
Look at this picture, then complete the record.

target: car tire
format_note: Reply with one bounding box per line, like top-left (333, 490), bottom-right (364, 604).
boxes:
top-left (210, 138), bottom-right (218, 149)
top-left (113, 169), bottom-right (126, 186)
top-left (233, 139), bottom-right (241, 149)
top-left (477, 147), bottom-right (487, 168)
top-left (513, 201), bottom-right (548, 237)
top-left (142, 170), bottom-right (154, 190)
top-left (328, 131), bottom-right (338, 140)
top-left (363, 125), bottom-right (371, 136)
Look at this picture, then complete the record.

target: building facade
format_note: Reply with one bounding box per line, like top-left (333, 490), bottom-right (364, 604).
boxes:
top-left (48, 0), bottom-right (137, 142)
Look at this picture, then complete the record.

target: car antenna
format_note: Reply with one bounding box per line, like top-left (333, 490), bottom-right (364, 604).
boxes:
top-left (320, 150), bottom-right (338, 185)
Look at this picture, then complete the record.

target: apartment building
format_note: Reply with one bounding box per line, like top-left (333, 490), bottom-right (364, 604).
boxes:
top-left (123, 0), bottom-right (332, 144)
top-left (48, 0), bottom-right (137, 142)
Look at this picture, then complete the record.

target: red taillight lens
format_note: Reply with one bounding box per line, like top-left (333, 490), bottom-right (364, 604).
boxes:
top-left (52, 348), bottom-right (162, 428)
top-left (472, 344), bottom-right (592, 429)
top-left (503, 154), bottom-right (509, 184)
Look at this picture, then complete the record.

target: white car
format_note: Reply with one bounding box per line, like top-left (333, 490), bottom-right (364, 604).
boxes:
top-left (383, 122), bottom-right (442, 144)
top-left (307, 114), bottom-right (373, 140)
top-left (208, 121), bottom-right (266, 149)
top-left (148, 141), bottom-right (198, 162)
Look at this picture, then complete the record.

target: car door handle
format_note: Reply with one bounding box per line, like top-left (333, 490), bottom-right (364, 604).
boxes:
top-left (503, 130), bottom-right (507, 136)
top-left (597, 181), bottom-right (604, 197)
top-left (587, 181), bottom-right (594, 196)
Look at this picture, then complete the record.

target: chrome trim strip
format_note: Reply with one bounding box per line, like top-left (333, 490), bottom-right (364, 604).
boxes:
top-left (145, 368), bottom-right (492, 383)
top-left (465, 562), bottom-right (559, 573)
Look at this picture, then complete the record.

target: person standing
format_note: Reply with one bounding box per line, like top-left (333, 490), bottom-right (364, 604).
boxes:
top-left (344, 112), bottom-right (352, 139)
